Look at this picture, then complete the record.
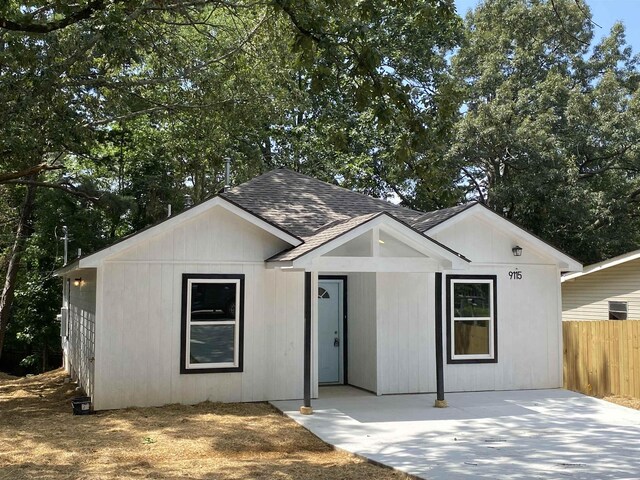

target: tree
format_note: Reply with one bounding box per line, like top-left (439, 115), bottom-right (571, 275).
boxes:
top-left (447, 0), bottom-right (640, 263)
top-left (0, 1), bottom-right (463, 363)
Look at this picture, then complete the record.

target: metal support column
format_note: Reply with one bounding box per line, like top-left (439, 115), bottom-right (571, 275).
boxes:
top-left (435, 272), bottom-right (447, 407)
top-left (301, 271), bottom-right (313, 414)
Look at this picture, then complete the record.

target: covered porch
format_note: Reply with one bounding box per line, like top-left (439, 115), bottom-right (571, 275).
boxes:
top-left (267, 212), bottom-right (470, 412)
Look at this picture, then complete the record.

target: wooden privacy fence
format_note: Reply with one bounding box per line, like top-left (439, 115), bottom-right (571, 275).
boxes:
top-left (563, 320), bottom-right (640, 398)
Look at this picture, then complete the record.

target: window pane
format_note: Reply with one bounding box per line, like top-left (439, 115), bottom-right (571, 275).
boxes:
top-left (608, 301), bottom-right (627, 320)
top-left (190, 325), bottom-right (235, 364)
top-left (454, 320), bottom-right (490, 355)
top-left (191, 283), bottom-right (236, 321)
top-left (453, 283), bottom-right (490, 318)
top-left (318, 287), bottom-right (330, 299)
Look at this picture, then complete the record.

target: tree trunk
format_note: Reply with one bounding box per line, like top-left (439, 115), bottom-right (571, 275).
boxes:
top-left (0, 181), bottom-right (37, 359)
top-left (260, 137), bottom-right (273, 169)
top-left (42, 345), bottom-right (47, 373)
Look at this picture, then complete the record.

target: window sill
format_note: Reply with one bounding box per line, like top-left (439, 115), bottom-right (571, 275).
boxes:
top-left (447, 357), bottom-right (497, 365)
top-left (181, 366), bottom-right (243, 374)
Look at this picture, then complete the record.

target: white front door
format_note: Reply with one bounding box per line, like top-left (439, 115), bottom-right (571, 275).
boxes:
top-left (318, 279), bottom-right (344, 384)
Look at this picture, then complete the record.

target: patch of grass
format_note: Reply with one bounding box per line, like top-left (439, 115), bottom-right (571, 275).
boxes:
top-left (0, 369), bottom-right (402, 479)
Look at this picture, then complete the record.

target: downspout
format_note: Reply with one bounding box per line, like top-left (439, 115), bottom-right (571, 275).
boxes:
top-left (301, 271), bottom-right (313, 414)
top-left (434, 272), bottom-right (447, 407)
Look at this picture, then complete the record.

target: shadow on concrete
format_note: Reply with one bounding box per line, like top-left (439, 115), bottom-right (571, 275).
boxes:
top-left (273, 387), bottom-right (640, 480)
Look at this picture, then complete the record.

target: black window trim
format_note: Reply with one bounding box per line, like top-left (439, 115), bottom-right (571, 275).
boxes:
top-left (180, 273), bottom-right (245, 374)
top-left (446, 274), bottom-right (498, 365)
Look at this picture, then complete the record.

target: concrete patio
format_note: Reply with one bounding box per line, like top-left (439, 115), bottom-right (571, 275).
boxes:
top-left (271, 387), bottom-right (640, 479)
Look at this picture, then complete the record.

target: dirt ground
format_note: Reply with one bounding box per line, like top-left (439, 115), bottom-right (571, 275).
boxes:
top-left (602, 394), bottom-right (640, 410)
top-left (0, 369), bottom-right (402, 480)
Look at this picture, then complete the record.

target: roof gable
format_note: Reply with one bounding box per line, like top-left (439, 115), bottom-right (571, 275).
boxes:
top-left (56, 196), bottom-right (302, 272)
top-left (562, 248), bottom-right (640, 282)
top-left (55, 168), bottom-right (580, 274)
top-left (267, 211), bottom-right (470, 270)
top-left (427, 203), bottom-right (582, 271)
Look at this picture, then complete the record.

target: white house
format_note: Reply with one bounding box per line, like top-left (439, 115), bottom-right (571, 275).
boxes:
top-left (55, 168), bottom-right (581, 411)
top-left (562, 249), bottom-right (640, 321)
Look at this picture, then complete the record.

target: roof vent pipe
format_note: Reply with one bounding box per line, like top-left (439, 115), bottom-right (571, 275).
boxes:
top-left (224, 157), bottom-right (231, 192)
top-left (167, 204), bottom-right (172, 218)
top-left (184, 194), bottom-right (193, 208)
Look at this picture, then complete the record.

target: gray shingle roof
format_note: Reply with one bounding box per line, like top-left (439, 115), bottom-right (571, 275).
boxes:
top-left (218, 169), bottom-right (475, 263)
top-left (267, 212), bottom-right (382, 262)
top-left (411, 203), bottom-right (476, 231)
top-left (57, 168), bottom-right (474, 273)
top-left (220, 168), bottom-right (473, 238)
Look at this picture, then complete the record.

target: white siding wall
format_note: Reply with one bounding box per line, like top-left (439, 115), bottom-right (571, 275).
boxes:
top-left (376, 272), bottom-right (436, 394)
top-left (94, 206), bottom-right (304, 409)
top-left (90, 204), bottom-right (566, 407)
top-left (63, 269), bottom-right (97, 398)
top-left (441, 265), bottom-right (562, 392)
top-left (390, 213), bottom-right (563, 393)
top-left (562, 258), bottom-right (640, 320)
top-left (346, 272), bottom-right (377, 392)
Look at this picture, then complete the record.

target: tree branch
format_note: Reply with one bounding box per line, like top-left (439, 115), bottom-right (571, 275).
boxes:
top-left (273, 0), bottom-right (324, 43)
top-left (0, 0), bottom-right (109, 33)
top-left (549, 0), bottom-right (589, 46)
top-left (460, 166), bottom-right (487, 203)
top-left (83, 106), bottom-right (168, 127)
top-left (0, 163), bottom-right (64, 184)
top-left (2, 180), bottom-right (101, 203)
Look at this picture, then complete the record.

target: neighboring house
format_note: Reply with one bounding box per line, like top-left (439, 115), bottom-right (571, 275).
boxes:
top-left (562, 249), bottom-right (640, 321)
top-left (55, 168), bottom-right (581, 410)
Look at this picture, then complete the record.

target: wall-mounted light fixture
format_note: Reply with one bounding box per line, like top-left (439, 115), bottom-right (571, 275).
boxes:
top-left (512, 245), bottom-right (523, 257)
top-left (73, 278), bottom-right (83, 287)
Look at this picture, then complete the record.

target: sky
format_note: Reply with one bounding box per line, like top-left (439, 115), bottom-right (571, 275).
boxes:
top-left (455, 0), bottom-right (640, 52)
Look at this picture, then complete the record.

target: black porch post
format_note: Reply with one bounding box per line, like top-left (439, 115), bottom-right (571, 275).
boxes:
top-left (434, 272), bottom-right (447, 407)
top-left (301, 271), bottom-right (313, 414)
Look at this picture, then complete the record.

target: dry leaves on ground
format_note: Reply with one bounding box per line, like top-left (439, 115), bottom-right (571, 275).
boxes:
top-left (0, 369), bottom-right (403, 480)
top-left (602, 395), bottom-right (640, 411)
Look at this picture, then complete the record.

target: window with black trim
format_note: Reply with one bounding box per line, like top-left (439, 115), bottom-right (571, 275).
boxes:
top-left (181, 274), bottom-right (244, 373)
top-left (609, 301), bottom-right (627, 320)
top-left (447, 275), bottom-right (497, 364)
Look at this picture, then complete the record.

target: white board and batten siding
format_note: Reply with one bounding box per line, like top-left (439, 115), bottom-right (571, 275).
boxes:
top-left (94, 205), bottom-right (304, 410)
top-left (334, 210), bottom-right (565, 396)
top-left (436, 264), bottom-right (563, 392)
top-left (562, 257), bottom-right (640, 320)
top-left (362, 269), bottom-right (561, 395)
top-left (430, 213), bottom-right (564, 392)
top-left (63, 198), bottom-right (571, 408)
top-left (62, 268), bottom-right (97, 398)
top-left (376, 272), bottom-right (436, 394)
top-left (345, 272), bottom-right (377, 392)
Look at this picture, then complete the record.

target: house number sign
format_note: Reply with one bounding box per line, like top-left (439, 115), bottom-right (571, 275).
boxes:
top-left (508, 270), bottom-right (523, 280)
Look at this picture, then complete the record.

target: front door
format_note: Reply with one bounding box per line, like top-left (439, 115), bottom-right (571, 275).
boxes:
top-left (318, 278), bottom-right (344, 384)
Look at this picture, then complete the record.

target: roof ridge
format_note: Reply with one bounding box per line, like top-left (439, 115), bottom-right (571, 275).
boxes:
top-left (308, 211), bottom-right (382, 237)
top-left (224, 168), bottom-right (281, 194)
top-left (271, 168), bottom-right (420, 214)
top-left (419, 201), bottom-right (478, 218)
